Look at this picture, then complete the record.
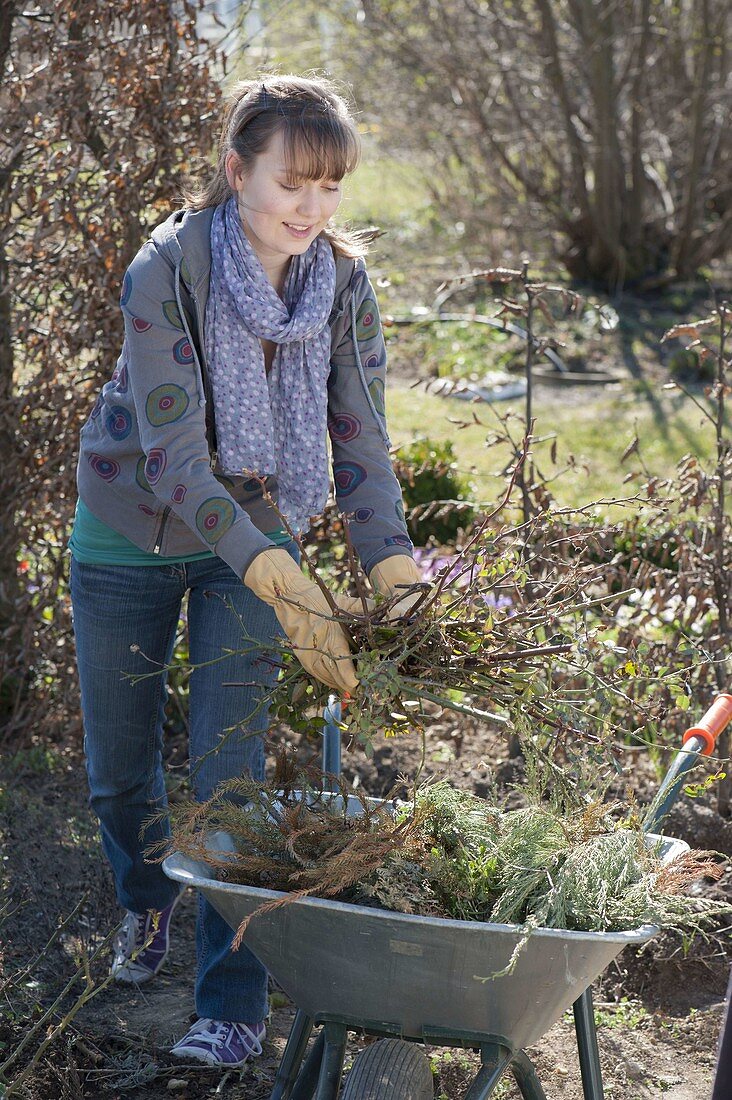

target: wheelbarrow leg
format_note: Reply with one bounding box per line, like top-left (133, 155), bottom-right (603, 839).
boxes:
top-left (463, 1043), bottom-right (513, 1099)
top-left (573, 988), bottom-right (605, 1100)
top-left (314, 1022), bottom-right (348, 1100)
top-left (289, 1030), bottom-right (326, 1100)
top-left (510, 1051), bottom-right (548, 1100)
top-left (271, 1011), bottom-right (315, 1100)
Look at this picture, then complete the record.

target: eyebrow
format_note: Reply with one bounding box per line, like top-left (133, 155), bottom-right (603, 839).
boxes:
top-left (274, 169), bottom-right (340, 183)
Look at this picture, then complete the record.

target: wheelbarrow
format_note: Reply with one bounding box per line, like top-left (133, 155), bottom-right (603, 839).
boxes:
top-left (163, 694), bottom-right (732, 1099)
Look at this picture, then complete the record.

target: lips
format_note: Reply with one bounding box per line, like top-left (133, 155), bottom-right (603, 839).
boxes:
top-left (283, 222), bottom-right (314, 239)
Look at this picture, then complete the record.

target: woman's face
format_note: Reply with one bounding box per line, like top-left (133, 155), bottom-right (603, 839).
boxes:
top-left (226, 130), bottom-right (343, 269)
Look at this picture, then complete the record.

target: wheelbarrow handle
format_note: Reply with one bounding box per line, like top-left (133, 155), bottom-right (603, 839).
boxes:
top-left (322, 695), bottom-right (345, 780)
top-left (644, 692), bottom-right (732, 834)
top-left (681, 693), bottom-right (732, 756)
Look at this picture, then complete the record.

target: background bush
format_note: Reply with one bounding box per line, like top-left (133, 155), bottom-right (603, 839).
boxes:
top-left (393, 438), bottom-right (476, 547)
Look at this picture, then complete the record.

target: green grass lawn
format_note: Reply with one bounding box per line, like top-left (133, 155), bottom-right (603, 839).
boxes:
top-left (340, 147), bottom-right (433, 229)
top-left (385, 381), bottom-right (721, 515)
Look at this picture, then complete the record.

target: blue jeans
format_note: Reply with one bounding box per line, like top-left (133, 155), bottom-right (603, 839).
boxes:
top-left (69, 549), bottom-right (293, 1023)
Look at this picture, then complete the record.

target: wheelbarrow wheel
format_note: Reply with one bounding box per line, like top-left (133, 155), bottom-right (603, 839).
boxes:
top-left (341, 1038), bottom-right (433, 1099)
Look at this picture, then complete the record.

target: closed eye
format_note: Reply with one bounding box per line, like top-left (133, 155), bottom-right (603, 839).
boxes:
top-left (279, 183), bottom-right (341, 193)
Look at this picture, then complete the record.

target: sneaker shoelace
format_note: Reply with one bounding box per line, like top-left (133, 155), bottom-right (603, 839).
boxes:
top-left (114, 911), bottom-right (145, 956)
top-left (113, 909), bottom-right (169, 972)
top-left (184, 1019), bottom-right (263, 1057)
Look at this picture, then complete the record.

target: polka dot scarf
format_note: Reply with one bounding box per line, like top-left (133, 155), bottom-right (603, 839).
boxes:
top-left (205, 196), bottom-right (336, 532)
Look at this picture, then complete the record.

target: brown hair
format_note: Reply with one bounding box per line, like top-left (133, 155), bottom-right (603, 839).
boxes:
top-left (185, 74), bottom-right (373, 258)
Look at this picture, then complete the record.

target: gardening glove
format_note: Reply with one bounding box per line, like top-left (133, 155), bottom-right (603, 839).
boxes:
top-left (369, 555), bottom-right (426, 621)
top-left (244, 548), bottom-right (358, 695)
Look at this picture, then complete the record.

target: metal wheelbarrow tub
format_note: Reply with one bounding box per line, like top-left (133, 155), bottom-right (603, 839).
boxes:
top-left (163, 829), bottom-right (685, 1053)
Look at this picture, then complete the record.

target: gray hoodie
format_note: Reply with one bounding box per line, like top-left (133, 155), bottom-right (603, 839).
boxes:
top-left (77, 207), bottom-right (413, 578)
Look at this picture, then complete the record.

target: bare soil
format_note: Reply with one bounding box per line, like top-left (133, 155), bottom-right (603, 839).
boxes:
top-left (1, 710), bottom-right (729, 1100)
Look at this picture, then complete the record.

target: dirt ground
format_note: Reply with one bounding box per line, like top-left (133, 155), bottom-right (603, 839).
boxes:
top-left (1, 708), bottom-right (729, 1100)
top-left (2, 346), bottom-right (731, 1097)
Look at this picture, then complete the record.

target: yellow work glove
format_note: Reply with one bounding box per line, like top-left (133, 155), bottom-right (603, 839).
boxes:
top-left (369, 555), bottom-right (425, 621)
top-left (244, 549), bottom-right (359, 695)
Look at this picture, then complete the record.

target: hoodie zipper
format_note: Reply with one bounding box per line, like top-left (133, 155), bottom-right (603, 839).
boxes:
top-left (171, 255), bottom-right (218, 461)
top-left (187, 282), bottom-right (218, 459)
top-left (153, 506), bottom-right (171, 554)
top-left (150, 255), bottom-right (212, 554)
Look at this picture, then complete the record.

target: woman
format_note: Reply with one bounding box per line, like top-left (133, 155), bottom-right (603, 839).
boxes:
top-left (69, 75), bottom-right (421, 1067)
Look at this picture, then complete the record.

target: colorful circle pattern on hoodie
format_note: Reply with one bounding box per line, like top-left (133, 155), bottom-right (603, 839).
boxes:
top-left (356, 298), bottom-right (379, 341)
top-left (173, 337), bottom-right (194, 365)
top-left (146, 384), bottom-right (189, 426)
top-left (111, 364), bottom-right (129, 394)
top-left (120, 272), bottom-right (132, 307)
top-left (105, 406), bottom-right (132, 441)
top-left (333, 462), bottom-right (367, 496)
top-left (136, 456), bottom-right (153, 493)
top-left (89, 454), bottom-right (120, 482)
top-left (196, 498), bottom-right (235, 543)
top-left (368, 377), bottom-right (386, 416)
top-left (163, 301), bottom-right (185, 330)
top-left (329, 413), bottom-right (361, 442)
top-left (145, 448), bottom-right (167, 486)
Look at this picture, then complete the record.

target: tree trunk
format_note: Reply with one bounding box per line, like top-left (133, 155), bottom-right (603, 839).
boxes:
top-left (0, 1), bottom-right (22, 714)
top-left (673, 0), bottom-right (713, 276)
top-left (0, 236), bottom-right (20, 626)
top-left (625, 0), bottom-right (651, 254)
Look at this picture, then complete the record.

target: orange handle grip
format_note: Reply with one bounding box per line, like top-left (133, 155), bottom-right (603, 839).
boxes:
top-left (682, 693), bottom-right (732, 756)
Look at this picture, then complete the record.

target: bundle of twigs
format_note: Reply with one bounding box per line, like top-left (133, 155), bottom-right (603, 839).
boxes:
top-left (149, 751), bottom-right (429, 946)
top-left (244, 470), bottom-right (634, 754)
top-left (155, 750), bottom-right (730, 956)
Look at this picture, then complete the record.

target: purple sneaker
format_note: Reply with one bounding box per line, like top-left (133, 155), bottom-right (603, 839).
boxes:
top-left (170, 1018), bottom-right (266, 1067)
top-left (111, 893), bottom-right (180, 984)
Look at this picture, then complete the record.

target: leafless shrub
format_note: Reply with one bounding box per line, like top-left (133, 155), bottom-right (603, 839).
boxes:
top-left (0, 2), bottom-right (224, 742)
top-left (331, 0), bottom-right (732, 288)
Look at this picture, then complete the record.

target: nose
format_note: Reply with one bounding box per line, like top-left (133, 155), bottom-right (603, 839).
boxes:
top-left (296, 186), bottom-right (321, 222)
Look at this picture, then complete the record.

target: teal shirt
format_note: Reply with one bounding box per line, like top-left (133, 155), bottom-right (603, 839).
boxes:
top-left (69, 499), bottom-right (289, 566)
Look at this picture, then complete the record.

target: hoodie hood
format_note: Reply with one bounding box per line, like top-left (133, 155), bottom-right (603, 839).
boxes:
top-left (151, 206), bottom-right (215, 299)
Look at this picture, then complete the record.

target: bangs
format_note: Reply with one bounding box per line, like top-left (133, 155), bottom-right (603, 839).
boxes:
top-left (280, 113), bottom-right (360, 183)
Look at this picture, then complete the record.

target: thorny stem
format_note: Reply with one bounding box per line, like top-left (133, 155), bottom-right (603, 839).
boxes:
top-left (669, 376), bottom-right (718, 426)
top-left (503, 587), bottom-right (638, 626)
top-left (0, 896), bottom-right (87, 998)
top-left (521, 259), bottom-right (535, 530)
top-left (161, 657), bottom-right (304, 793)
top-left (712, 302), bottom-right (731, 814)
top-left (419, 428), bottom-right (530, 618)
top-left (410, 730), bottom-right (428, 788)
top-left (0, 916), bottom-right (122, 1092)
top-left (342, 513), bottom-right (372, 621)
top-left (399, 681), bottom-right (509, 725)
top-left (481, 642), bottom-right (573, 663)
top-left (712, 304), bottom-right (729, 645)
